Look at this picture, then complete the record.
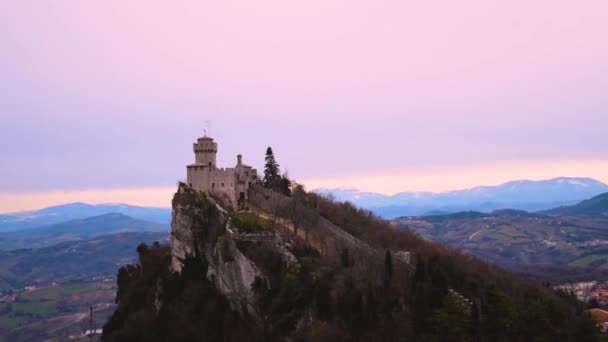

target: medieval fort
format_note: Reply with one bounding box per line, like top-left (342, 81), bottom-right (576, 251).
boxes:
top-left (186, 134), bottom-right (258, 207)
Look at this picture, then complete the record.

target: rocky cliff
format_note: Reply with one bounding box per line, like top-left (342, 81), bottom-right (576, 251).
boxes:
top-left (170, 183), bottom-right (296, 316)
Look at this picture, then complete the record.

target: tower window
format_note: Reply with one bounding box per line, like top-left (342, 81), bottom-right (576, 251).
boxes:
top-left (212, 183), bottom-right (215, 188)
top-left (221, 182), bottom-right (224, 187)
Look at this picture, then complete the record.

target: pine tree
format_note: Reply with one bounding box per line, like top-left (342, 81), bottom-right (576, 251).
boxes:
top-left (279, 174), bottom-right (292, 196)
top-left (263, 147), bottom-right (280, 189)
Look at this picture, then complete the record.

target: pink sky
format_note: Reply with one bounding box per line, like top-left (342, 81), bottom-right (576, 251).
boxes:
top-left (1, 1), bottom-right (607, 212)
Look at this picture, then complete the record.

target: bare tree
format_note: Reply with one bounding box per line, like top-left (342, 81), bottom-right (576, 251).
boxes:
top-left (302, 209), bottom-right (319, 245)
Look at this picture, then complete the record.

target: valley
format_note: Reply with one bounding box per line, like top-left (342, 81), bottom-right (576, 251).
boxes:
top-left (0, 206), bottom-right (169, 341)
top-left (394, 193), bottom-right (608, 283)
top-left (0, 280), bottom-right (116, 342)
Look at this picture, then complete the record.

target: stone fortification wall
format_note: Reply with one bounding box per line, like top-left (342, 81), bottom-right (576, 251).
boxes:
top-left (186, 165), bottom-right (210, 192)
top-left (187, 167), bottom-right (239, 208)
top-left (186, 136), bottom-right (258, 208)
top-left (247, 185), bottom-right (385, 281)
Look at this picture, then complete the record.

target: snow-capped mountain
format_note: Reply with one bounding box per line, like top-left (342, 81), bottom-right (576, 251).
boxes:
top-left (316, 177), bottom-right (608, 218)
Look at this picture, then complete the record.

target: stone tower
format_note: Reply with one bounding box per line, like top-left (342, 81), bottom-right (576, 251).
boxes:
top-left (193, 135), bottom-right (217, 168)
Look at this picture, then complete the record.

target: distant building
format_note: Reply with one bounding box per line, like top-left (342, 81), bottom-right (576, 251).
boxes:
top-left (186, 135), bottom-right (258, 207)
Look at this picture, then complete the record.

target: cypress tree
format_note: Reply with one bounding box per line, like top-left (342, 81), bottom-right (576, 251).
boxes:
top-left (263, 147), bottom-right (280, 189)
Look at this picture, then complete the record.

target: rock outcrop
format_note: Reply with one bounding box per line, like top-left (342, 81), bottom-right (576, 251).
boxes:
top-left (170, 184), bottom-right (225, 273)
top-left (170, 183), bottom-right (288, 315)
top-left (208, 236), bottom-right (262, 314)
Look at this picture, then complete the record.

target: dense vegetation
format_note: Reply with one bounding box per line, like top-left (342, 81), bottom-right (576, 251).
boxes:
top-left (301, 191), bottom-right (605, 340)
top-left (102, 168), bottom-right (605, 341)
top-left (102, 242), bottom-right (253, 341)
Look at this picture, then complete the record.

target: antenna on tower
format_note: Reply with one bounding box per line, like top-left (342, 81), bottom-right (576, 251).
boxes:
top-left (205, 120), bottom-right (212, 137)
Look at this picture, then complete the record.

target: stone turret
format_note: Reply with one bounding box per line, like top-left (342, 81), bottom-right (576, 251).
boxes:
top-left (193, 135), bottom-right (218, 168)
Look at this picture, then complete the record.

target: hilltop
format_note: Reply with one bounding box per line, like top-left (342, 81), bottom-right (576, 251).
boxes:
top-left (101, 181), bottom-right (603, 341)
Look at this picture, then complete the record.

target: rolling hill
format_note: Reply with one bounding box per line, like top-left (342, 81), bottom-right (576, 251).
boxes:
top-left (0, 231), bottom-right (168, 291)
top-left (543, 192), bottom-right (608, 215)
top-left (0, 203), bottom-right (171, 232)
top-left (0, 213), bottom-right (168, 250)
top-left (395, 206), bottom-right (608, 283)
top-left (0, 231), bottom-right (168, 342)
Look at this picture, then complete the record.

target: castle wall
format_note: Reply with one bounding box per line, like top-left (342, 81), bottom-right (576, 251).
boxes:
top-left (187, 167), bottom-right (239, 206)
top-left (208, 169), bottom-right (238, 205)
top-left (187, 165), bottom-right (210, 192)
top-left (235, 165), bottom-right (257, 199)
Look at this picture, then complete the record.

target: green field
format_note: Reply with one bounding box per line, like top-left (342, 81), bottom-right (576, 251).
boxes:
top-left (0, 281), bottom-right (116, 332)
top-left (18, 282), bottom-right (106, 301)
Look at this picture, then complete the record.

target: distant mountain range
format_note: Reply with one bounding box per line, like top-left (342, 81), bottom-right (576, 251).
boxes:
top-left (316, 177), bottom-right (608, 218)
top-left (0, 213), bottom-right (169, 250)
top-left (0, 202), bottom-right (171, 232)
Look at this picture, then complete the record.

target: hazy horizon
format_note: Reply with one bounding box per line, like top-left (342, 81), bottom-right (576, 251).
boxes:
top-left (1, 174), bottom-right (607, 214)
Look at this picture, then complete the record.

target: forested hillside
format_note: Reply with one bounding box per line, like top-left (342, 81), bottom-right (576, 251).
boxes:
top-left (102, 183), bottom-right (604, 341)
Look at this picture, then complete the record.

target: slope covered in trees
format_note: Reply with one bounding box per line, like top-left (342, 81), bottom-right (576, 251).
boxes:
top-left (101, 147), bottom-right (605, 341)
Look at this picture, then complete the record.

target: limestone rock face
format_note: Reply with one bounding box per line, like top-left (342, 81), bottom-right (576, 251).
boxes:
top-left (170, 207), bottom-right (198, 273)
top-left (170, 184), bottom-right (266, 315)
top-left (208, 237), bottom-right (262, 315)
top-left (170, 185), bottom-right (222, 273)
